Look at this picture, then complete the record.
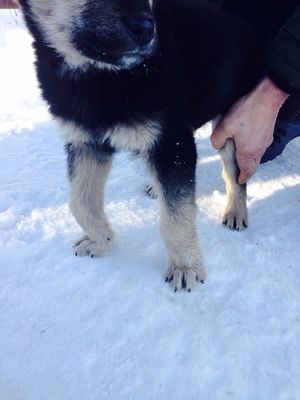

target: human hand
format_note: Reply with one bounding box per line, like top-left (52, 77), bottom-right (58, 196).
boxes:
top-left (211, 77), bottom-right (289, 184)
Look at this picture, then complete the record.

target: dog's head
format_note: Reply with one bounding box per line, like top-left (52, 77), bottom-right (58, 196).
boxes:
top-left (23, 0), bottom-right (157, 70)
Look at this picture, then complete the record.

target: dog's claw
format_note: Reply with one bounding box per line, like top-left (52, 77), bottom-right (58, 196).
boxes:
top-left (73, 234), bottom-right (114, 257)
top-left (165, 264), bottom-right (207, 292)
top-left (223, 216), bottom-right (248, 231)
top-left (233, 217), bottom-right (237, 230)
top-left (144, 184), bottom-right (158, 200)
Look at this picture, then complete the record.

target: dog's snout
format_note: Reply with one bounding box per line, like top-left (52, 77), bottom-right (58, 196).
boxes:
top-left (126, 16), bottom-right (154, 47)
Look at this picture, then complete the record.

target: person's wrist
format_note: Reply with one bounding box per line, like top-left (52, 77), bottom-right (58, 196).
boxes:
top-left (258, 77), bottom-right (289, 108)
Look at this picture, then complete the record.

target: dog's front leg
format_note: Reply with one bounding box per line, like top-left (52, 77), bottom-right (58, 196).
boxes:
top-left (66, 142), bottom-right (115, 257)
top-left (219, 139), bottom-right (248, 230)
top-left (148, 129), bottom-right (207, 291)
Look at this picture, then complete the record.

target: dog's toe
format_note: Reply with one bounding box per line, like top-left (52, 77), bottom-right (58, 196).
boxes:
top-left (223, 208), bottom-right (248, 231)
top-left (73, 234), bottom-right (114, 257)
top-left (144, 184), bottom-right (158, 199)
top-left (165, 263), bottom-right (207, 292)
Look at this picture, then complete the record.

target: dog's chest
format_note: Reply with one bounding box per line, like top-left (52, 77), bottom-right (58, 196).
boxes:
top-left (103, 121), bottom-right (161, 152)
top-left (58, 119), bottom-right (161, 153)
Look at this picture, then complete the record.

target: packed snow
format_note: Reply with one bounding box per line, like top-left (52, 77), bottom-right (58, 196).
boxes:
top-left (0, 10), bottom-right (299, 400)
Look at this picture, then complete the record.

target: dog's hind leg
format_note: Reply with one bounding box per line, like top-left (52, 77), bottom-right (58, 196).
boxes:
top-left (144, 183), bottom-right (158, 199)
top-left (66, 142), bottom-right (115, 257)
top-left (149, 126), bottom-right (207, 291)
top-left (219, 138), bottom-right (248, 230)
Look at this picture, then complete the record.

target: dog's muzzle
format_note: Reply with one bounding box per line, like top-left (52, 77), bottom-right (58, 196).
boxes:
top-left (73, 15), bottom-right (156, 68)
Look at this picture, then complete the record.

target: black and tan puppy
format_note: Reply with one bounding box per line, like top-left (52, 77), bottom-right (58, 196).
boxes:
top-left (19, 0), bottom-right (264, 291)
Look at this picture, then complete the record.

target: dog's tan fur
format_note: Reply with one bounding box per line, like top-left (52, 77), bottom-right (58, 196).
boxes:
top-left (69, 144), bottom-right (115, 257)
top-left (219, 139), bottom-right (248, 230)
top-left (159, 194), bottom-right (207, 290)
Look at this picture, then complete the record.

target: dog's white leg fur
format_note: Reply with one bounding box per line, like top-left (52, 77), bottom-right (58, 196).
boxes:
top-left (70, 150), bottom-right (115, 257)
top-left (219, 138), bottom-right (248, 230)
top-left (155, 185), bottom-right (207, 291)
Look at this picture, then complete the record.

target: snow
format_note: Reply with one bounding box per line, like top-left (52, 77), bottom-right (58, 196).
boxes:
top-left (0, 10), bottom-right (300, 400)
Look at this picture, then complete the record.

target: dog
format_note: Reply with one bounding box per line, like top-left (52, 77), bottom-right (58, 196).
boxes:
top-left (19, 0), bottom-right (264, 291)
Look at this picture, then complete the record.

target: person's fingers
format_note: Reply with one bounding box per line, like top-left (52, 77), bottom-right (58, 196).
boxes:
top-left (236, 152), bottom-right (259, 185)
top-left (238, 170), bottom-right (255, 185)
top-left (210, 124), bottom-right (232, 150)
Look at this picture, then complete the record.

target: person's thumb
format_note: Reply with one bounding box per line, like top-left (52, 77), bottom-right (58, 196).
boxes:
top-left (236, 152), bottom-right (258, 184)
top-left (211, 123), bottom-right (232, 150)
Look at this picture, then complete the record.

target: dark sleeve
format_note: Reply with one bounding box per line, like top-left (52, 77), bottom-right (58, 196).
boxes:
top-left (265, 6), bottom-right (300, 94)
top-left (207, 0), bottom-right (226, 4)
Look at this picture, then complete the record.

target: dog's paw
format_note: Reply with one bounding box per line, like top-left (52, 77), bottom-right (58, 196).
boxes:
top-left (144, 184), bottom-right (158, 200)
top-left (223, 207), bottom-right (248, 231)
top-left (165, 263), bottom-right (207, 292)
top-left (73, 233), bottom-right (114, 257)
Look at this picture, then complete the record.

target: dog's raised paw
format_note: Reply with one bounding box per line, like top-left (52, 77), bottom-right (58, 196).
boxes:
top-left (223, 208), bottom-right (248, 231)
top-left (73, 234), bottom-right (114, 257)
top-left (144, 184), bottom-right (158, 199)
top-left (165, 263), bottom-right (207, 292)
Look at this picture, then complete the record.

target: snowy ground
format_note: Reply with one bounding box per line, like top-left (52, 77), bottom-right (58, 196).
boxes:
top-left (0, 10), bottom-right (300, 400)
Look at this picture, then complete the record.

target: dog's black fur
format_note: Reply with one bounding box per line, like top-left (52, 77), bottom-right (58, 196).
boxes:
top-left (20, 0), bottom-right (262, 194)
top-left (19, 0), bottom-right (266, 289)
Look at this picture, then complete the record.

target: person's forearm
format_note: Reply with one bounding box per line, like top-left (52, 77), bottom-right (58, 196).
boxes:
top-left (265, 6), bottom-right (300, 94)
top-left (259, 77), bottom-right (289, 108)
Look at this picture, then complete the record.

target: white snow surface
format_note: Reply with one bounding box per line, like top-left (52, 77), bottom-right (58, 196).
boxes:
top-left (0, 10), bottom-right (300, 400)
